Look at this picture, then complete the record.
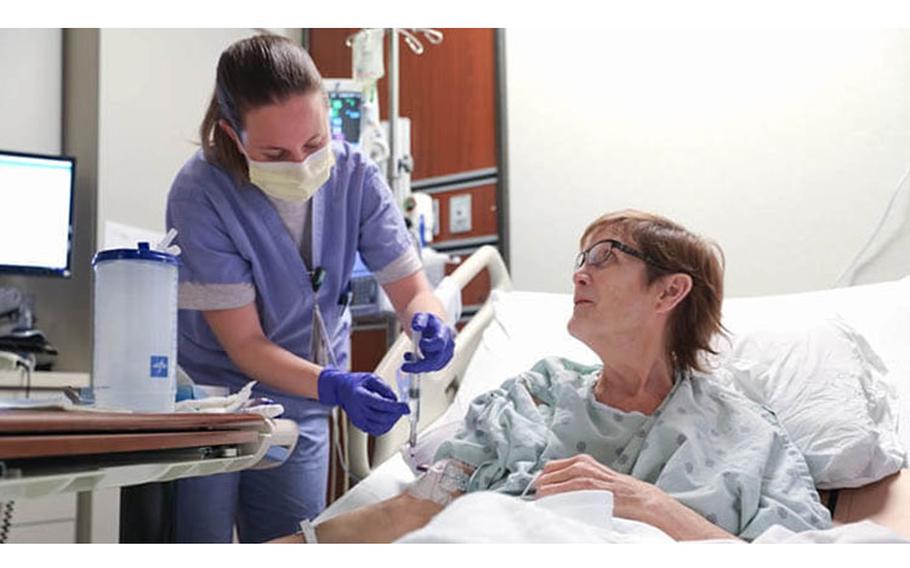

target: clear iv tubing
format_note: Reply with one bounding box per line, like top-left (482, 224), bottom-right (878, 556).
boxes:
top-left (520, 470), bottom-right (542, 499)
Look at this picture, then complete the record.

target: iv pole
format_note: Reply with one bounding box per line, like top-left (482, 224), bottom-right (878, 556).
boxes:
top-left (350, 27), bottom-right (439, 205)
top-left (388, 28), bottom-right (400, 194)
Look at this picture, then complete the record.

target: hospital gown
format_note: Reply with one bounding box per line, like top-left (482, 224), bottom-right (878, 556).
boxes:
top-left (434, 356), bottom-right (832, 541)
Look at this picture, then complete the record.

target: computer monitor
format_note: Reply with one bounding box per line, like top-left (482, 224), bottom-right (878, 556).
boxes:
top-left (0, 150), bottom-right (76, 278)
top-left (324, 79), bottom-right (364, 146)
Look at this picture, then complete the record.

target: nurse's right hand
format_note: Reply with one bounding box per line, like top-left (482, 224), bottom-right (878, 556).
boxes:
top-left (317, 368), bottom-right (410, 436)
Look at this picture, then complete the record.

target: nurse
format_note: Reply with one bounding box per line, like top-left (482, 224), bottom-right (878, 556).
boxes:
top-left (165, 34), bottom-right (454, 543)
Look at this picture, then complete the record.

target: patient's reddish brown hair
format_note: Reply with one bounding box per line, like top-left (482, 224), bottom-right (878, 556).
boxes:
top-left (580, 209), bottom-right (727, 374)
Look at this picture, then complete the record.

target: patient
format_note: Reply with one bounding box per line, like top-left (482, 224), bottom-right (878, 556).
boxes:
top-left (274, 209), bottom-right (832, 543)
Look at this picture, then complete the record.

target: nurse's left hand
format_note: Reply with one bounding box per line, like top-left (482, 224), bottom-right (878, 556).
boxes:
top-left (401, 312), bottom-right (455, 373)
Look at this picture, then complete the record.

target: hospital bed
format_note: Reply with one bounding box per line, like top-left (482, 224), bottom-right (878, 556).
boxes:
top-left (321, 246), bottom-right (910, 542)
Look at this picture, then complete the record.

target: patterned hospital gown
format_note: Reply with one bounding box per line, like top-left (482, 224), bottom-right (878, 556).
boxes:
top-left (434, 356), bottom-right (833, 540)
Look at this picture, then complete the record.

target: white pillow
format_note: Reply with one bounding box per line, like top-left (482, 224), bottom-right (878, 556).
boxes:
top-left (713, 315), bottom-right (905, 489)
top-left (716, 277), bottom-right (910, 455)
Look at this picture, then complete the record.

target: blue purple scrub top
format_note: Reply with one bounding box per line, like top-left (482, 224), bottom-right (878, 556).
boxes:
top-left (166, 142), bottom-right (416, 419)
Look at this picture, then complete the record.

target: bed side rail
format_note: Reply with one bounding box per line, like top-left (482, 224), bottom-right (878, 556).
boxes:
top-left (347, 245), bottom-right (512, 480)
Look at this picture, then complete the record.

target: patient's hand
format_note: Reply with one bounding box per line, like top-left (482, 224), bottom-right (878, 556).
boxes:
top-left (534, 454), bottom-right (665, 524)
top-left (533, 454), bottom-right (738, 542)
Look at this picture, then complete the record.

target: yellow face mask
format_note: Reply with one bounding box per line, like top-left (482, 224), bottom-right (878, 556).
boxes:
top-left (246, 144), bottom-right (336, 202)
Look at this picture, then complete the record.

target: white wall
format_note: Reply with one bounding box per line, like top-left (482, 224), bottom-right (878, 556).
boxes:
top-left (97, 29), bottom-right (302, 242)
top-left (506, 29), bottom-right (910, 297)
top-left (0, 29), bottom-right (61, 154)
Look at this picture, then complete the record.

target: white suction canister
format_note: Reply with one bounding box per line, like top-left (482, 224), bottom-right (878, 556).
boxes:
top-left (91, 242), bottom-right (179, 412)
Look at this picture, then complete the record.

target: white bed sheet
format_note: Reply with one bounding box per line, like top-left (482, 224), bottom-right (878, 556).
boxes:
top-left (317, 452), bottom-right (415, 523)
top-left (396, 491), bottom-right (909, 544)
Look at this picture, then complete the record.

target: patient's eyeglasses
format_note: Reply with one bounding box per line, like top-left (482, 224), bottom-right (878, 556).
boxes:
top-left (574, 239), bottom-right (672, 272)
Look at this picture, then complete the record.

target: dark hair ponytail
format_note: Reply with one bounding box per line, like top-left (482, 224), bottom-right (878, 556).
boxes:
top-left (199, 34), bottom-right (324, 183)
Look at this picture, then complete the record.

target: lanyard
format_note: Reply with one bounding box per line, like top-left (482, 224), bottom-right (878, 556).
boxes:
top-left (303, 200), bottom-right (355, 369)
top-left (302, 202), bottom-right (350, 303)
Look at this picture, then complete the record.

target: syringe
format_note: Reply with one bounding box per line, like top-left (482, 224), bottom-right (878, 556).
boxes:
top-left (407, 371), bottom-right (421, 451)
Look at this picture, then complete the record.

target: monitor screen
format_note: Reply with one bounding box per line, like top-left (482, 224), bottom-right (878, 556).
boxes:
top-left (0, 150), bottom-right (75, 277)
top-left (327, 89), bottom-right (363, 145)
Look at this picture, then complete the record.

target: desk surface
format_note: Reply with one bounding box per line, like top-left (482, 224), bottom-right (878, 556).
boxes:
top-left (0, 411), bottom-right (297, 506)
top-left (0, 410), bottom-right (265, 460)
top-left (0, 409), bottom-right (263, 434)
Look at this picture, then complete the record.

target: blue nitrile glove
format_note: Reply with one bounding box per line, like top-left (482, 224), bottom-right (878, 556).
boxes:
top-left (317, 368), bottom-right (410, 436)
top-left (401, 312), bottom-right (455, 373)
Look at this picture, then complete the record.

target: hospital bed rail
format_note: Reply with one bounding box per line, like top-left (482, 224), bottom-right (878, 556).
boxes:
top-left (346, 245), bottom-right (512, 480)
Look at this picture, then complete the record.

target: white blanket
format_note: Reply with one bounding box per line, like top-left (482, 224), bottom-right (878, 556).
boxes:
top-left (395, 491), bottom-right (909, 544)
top-left (751, 522), bottom-right (910, 544)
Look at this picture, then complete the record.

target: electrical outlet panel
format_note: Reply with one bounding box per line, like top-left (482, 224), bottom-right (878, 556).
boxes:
top-left (449, 194), bottom-right (472, 234)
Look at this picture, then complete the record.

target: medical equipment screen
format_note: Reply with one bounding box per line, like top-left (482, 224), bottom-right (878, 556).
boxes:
top-left (328, 90), bottom-right (363, 145)
top-left (0, 150), bottom-right (75, 277)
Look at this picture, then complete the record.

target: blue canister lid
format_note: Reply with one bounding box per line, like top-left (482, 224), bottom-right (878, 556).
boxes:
top-left (92, 242), bottom-right (180, 267)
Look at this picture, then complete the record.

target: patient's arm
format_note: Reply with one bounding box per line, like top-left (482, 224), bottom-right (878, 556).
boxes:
top-left (270, 492), bottom-right (443, 543)
top-left (271, 459), bottom-right (472, 544)
top-left (318, 492), bottom-right (447, 543)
